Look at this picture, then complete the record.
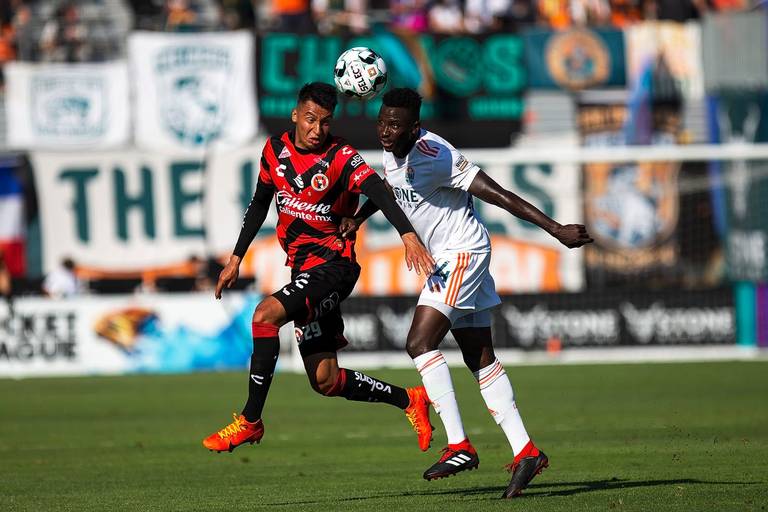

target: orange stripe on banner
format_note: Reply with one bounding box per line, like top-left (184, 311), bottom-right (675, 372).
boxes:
top-left (480, 364), bottom-right (505, 388)
top-left (418, 353), bottom-right (445, 374)
top-left (448, 253), bottom-right (469, 307)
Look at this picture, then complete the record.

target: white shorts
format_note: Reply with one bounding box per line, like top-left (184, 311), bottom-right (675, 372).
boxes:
top-left (418, 251), bottom-right (501, 327)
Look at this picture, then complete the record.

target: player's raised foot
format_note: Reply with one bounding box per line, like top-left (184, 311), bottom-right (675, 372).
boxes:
top-left (423, 438), bottom-right (479, 480)
top-left (405, 386), bottom-right (434, 451)
top-left (501, 442), bottom-right (548, 498)
top-left (202, 413), bottom-right (264, 453)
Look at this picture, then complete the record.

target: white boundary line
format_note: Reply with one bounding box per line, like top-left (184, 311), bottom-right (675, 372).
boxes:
top-left (329, 345), bottom-right (766, 372)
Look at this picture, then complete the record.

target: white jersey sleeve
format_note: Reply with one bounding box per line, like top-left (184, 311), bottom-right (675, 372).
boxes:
top-left (432, 139), bottom-right (481, 192)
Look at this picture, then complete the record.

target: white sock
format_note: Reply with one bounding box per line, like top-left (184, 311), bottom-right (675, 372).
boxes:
top-left (474, 359), bottom-right (531, 455)
top-left (413, 350), bottom-right (466, 445)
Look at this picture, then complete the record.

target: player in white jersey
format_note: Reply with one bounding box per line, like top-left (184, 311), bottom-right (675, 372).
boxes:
top-left (340, 88), bottom-right (593, 498)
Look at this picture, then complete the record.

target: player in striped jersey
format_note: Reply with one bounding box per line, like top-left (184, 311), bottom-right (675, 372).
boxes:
top-left (202, 83), bottom-right (436, 455)
top-left (341, 88), bottom-right (593, 498)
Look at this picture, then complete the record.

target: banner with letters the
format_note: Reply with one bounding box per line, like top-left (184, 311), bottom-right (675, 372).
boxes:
top-left (32, 145), bottom-right (583, 294)
top-left (128, 31), bottom-right (257, 152)
top-left (5, 61), bottom-right (129, 149)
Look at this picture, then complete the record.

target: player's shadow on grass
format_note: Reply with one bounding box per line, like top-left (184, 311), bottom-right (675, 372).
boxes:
top-left (520, 477), bottom-right (760, 498)
top-left (265, 478), bottom-right (763, 506)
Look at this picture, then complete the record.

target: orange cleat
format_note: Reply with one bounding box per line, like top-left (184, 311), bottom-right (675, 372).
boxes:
top-left (202, 413), bottom-right (264, 453)
top-left (405, 386), bottom-right (434, 451)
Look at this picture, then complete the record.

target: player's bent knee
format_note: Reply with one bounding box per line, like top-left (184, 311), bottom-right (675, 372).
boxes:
top-left (406, 337), bottom-right (431, 359)
top-left (252, 297), bottom-right (286, 326)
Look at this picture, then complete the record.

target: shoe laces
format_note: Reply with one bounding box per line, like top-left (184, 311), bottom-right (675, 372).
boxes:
top-left (217, 413), bottom-right (247, 439)
top-left (405, 408), bottom-right (423, 434)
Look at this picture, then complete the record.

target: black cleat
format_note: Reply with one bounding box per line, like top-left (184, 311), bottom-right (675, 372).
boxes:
top-left (501, 451), bottom-right (548, 498)
top-left (423, 439), bottom-right (479, 480)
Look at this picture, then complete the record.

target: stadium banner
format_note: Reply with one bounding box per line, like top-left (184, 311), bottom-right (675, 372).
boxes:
top-left (710, 92), bottom-right (768, 282)
top-left (625, 21), bottom-right (704, 100)
top-left (4, 61), bottom-right (129, 149)
top-left (31, 145), bottom-right (583, 293)
top-left (128, 30), bottom-right (257, 153)
top-left (0, 288), bottom-right (736, 377)
top-left (341, 288), bottom-right (736, 351)
top-left (256, 32), bottom-right (525, 149)
top-left (578, 101), bottom-right (683, 285)
top-left (0, 293), bottom-right (267, 378)
top-left (523, 28), bottom-right (626, 90)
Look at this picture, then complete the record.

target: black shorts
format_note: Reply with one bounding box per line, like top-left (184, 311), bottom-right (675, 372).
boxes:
top-left (271, 260), bottom-right (360, 358)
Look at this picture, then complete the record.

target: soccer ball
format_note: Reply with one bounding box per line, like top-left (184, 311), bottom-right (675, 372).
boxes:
top-left (333, 47), bottom-right (388, 100)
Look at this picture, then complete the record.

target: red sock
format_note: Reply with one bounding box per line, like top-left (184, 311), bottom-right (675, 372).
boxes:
top-left (514, 440), bottom-right (539, 462)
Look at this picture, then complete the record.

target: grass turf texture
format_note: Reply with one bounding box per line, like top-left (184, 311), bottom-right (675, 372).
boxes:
top-left (1, 361), bottom-right (766, 511)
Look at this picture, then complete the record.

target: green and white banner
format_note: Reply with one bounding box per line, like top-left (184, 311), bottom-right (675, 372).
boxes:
top-left (31, 145), bottom-right (583, 293)
top-left (128, 31), bottom-right (257, 152)
top-left (5, 61), bottom-right (130, 149)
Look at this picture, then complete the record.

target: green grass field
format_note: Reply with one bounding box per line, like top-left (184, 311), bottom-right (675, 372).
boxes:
top-left (2, 361), bottom-right (767, 511)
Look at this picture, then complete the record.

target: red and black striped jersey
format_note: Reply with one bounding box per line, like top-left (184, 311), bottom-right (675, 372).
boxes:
top-left (258, 131), bottom-right (377, 271)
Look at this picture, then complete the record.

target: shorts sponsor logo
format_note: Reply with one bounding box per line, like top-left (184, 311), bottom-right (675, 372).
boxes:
top-left (314, 292), bottom-right (340, 318)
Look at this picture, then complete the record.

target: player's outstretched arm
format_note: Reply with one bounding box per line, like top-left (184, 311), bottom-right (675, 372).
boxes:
top-left (216, 181), bottom-right (275, 299)
top-left (468, 170), bottom-right (594, 249)
top-left (359, 177), bottom-right (435, 275)
top-left (339, 199), bottom-right (380, 238)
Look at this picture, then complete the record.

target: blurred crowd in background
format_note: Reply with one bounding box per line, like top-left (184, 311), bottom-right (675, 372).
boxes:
top-left (0, 0), bottom-right (761, 75)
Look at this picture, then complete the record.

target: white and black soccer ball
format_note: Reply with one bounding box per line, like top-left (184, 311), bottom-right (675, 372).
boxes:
top-left (333, 47), bottom-right (388, 100)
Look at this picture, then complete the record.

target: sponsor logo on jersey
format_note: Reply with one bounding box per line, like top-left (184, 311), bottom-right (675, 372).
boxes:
top-left (342, 146), bottom-right (353, 156)
top-left (311, 173), bottom-right (329, 191)
top-left (352, 169), bottom-right (371, 183)
top-left (314, 157), bottom-right (330, 169)
top-left (350, 154), bottom-right (364, 168)
top-left (279, 146), bottom-right (291, 159)
top-left (393, 186), bottom-right (421, 204)
top-left (293, 175), bottom-right (305, 189)
top-left (455, 155), bottom-right (473, 173)
top-left (275, 164), bottom-right (286, 177)
top-left (275, 190), bottom-right (332, 214)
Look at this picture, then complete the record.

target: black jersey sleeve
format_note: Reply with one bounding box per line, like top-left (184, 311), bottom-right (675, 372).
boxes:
top-left (360, 176), bottom-right (415, 237)
top-left (233, 179), bottom-right (276, 258)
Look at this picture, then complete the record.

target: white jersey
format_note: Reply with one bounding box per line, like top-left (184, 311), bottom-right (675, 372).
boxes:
top-left (382, 129), bottom-right (490, 255)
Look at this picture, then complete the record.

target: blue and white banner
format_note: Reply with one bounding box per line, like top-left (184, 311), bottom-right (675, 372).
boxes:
top-left (0, 292), bottom-right (262, 378)
top-left (5, 61), bottom-right (130, 149)
top-left (128, 31), bottom-right (257, 153)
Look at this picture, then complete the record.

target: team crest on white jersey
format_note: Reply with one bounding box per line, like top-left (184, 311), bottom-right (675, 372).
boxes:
top-left (311, 173), bottom-right (329, 191)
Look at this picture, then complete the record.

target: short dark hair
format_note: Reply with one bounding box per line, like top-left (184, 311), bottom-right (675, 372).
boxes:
top-left (382, 88), bottom-right (422, 120)
top-left (297, 82), bottom-right (338, 113)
